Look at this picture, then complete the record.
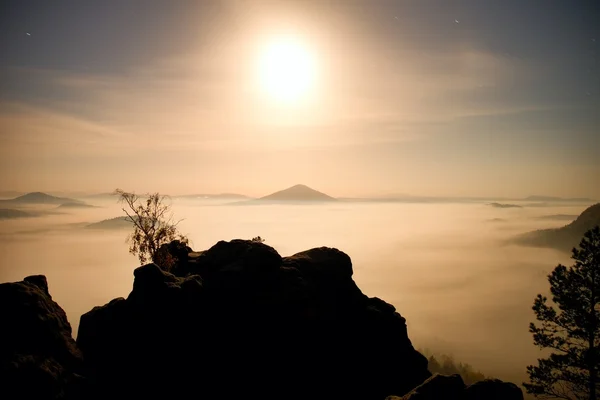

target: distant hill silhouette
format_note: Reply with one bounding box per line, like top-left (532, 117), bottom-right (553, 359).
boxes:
top-left (522, 195), bottom-right (595, 202)
top-left (533, 214), bottom-right (578, 221)
top-left (2, 192), bottom-right (82, 205)
top-left (0, 209), bottom-right (35, 219)
top-left (83, 192), bottom-right (159, 202)
top-left (513, 203), bottom-right (600, 252)
top-left (85, 215), bottom-right (154, 229)
top-left (175, 193), bottom-right (251, 200)
top-left (259, 184), bottom-right (336, 202)
top-left (488, 202), bottom-right (522, 209)
top-left (57, 202), bottom-right (97, 209)
top-left (337, 196), bottom-right (445, 203)
top-left (79, 192), bottom-right (114, 200)
top-left (85, 216), bottom-right (134, 229)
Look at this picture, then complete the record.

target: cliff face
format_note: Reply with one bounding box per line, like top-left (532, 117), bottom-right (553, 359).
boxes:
top-left (0, 239), bottom-right (524, 400)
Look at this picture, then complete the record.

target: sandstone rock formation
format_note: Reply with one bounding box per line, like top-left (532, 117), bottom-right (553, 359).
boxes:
top-left (0, 239), bottom-right (525, 400)
top-left (0, 275), bottom-right (85, 400)
top-left (77, 239), bottom-right (430, 399)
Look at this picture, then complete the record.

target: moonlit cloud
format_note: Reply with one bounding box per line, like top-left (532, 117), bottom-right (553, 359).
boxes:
top-left (0, 0), bottom-right (598, 197)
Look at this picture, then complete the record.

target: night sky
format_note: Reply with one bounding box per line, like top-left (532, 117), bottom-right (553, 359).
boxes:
top-left (0, 0), bottom-right (598, 198)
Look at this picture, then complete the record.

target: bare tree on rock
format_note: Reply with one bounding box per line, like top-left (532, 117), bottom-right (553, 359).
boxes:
top-left (114, 189), bottom-right (188, 270)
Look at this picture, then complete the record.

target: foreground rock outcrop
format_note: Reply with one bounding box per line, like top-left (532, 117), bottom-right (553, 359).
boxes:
top-left (0, 275), bottom-right (85, 400)
top-left (1, 239), bottom-right (525, 400)
top-left (77, 240), bottom-right (430, 399)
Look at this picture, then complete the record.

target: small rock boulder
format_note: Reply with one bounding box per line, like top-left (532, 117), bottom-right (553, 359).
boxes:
top-left (283, 246), bottom-right (353, 279)
top-left (188, 238), bottom-right (282, 276)
top-left (464, 379), bottom-right (524, 400)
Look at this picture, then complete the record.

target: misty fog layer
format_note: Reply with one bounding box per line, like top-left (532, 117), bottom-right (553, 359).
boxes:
top-left (0, 199), bottom-right (589, 385)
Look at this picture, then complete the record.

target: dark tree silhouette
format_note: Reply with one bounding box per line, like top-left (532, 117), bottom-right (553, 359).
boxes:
top-left (114, 189), bottom-right (188, 270)
top-left (524, 226), bottom-right (600, 400)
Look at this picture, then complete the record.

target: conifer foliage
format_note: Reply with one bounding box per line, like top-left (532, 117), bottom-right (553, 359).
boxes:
top-left (525, 226), bottom-right (600, 400)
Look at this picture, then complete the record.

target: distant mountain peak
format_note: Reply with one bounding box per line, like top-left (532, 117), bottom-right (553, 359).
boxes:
top-left (260, 184), bottom-right (336, 202)
top-left (10, 192), bottom-right (83, 204)
top-left (17, 192), bottom-right (53, 199)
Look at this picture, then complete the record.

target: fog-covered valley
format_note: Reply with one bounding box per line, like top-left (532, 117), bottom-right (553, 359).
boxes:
top-left (0, 196), bottom-right (594, 388)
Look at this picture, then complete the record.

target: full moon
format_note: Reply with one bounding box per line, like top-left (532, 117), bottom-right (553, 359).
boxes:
top-left (257, 36), bottom-right (317, 103)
